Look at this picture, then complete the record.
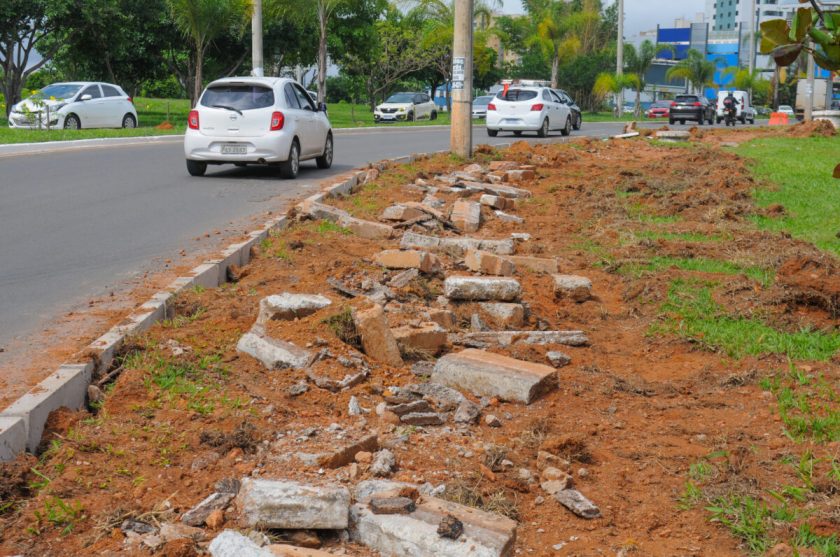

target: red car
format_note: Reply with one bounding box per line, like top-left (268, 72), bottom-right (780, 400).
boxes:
top-left (645, 101), bottom-right (671, 119)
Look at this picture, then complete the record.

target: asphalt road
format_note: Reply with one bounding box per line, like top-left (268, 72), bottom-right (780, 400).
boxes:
top-left (0, 120), bottom-right (705, 360)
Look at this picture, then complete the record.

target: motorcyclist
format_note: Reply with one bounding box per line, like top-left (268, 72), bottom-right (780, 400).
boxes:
top-left (723, 91), bottom-right (738, 125)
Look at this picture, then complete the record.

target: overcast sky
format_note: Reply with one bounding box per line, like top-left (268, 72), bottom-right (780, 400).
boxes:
top-left (500, 0), bottom-right (707, 37)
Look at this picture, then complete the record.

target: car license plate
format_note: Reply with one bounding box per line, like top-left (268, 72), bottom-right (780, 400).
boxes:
top-left (221, 144), bottom-right (247, 155)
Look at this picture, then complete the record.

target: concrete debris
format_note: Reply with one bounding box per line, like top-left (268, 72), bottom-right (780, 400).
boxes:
top-left (288, 382), bottom-right (309, 397)
top-left (391, 323), bottom-right (448, 356)
top-left (655, 130), bottom-right (690, 142)
top-left (453, 400), bottom-right (482, 424)
top-left (405, 382), bottom-right (465, 411)
top-left (236, 479), bottom-right (351, 529)
top-left (471, 313), bottom-right (489, 332)
top-left (208, 530), bottom-right (274, 557)
top-left (432, 349), bottom-right (558, 404)
top-left (503, 169), bottom-right (536, 183)
top-left (494, 211), bottom-right (524, 224)
top-left (316, 434), bottom-right (379, 469)
top-left (455, 179), bottom-right (532, 199)
top-left (371, 497), bottom-right (416, 515)
top-left (553, 489), bottom-right (601, 519)
top-left (427, 309), bottom-right (457, 330)
top-left (488, 160), bottom-right (519, 172)
top-left (546, 351), bottom-right (572, 368)
top-left (506, 255), bottom-right (558, 274)
top-left (400, 412), bottom-right (446, 426)
top-left (540, 480), bottom-right (571, 496)
top-left (449, 330), bottom-right (589, 348)
top-left (387, 400), bottom-right (433, 416)
top-left (443, 277), bottom-right (521, 302)
top-left (181, 492), bottom-right (235, 527)
top-left (479, 194), bottom-right (513, 210)
top-left (612, 132), bottom-right (640, 139)
top-left (388, 268), bottom-right (420, 288)
top-left (371, 449), bottom-right (396, 477)
top-left (479, 303), bottom-right (525, 329)
top-left (410, 361), bottom-right (435, 376)
top-left (381, 205), bottom-right (428, 222)
top-left (401, 231), bottom-right (515, 257)
top-left (302, 201), bottom-right (394, 240)
top-left (450, 200), bottom-right (482, 233)
top-left (348, 396), bottom-right (364, 416)
top-left (236, 331), bottom-right (313, 370)
top-left (305, 368), bottom-right (368, 393)
top-left (374, 250), bottom-right (442, 274)
top-left (464, 250), bottom-right (516, 277)
top-left (256, 293), bottom-right (332, 325)
top-left (553, 274), bottom-right (593, 302)
top-left (216, 478), bottom-right (241, 495)
top-left (437, 514), bottom-right (464, 540)
top-left (484, 414), bottom-right (502, 428)
top-left (353, 304), bottom-right (404, 367)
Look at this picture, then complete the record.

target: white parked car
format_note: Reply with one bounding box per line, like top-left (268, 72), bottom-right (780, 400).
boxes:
top-left (184, 77), bottom-right (333, 179)
top-left (486, 87), bottom-right (573, 137)
top-left (374, 92), bottom-right (437, 122)
top-left (8, 81), bottom-right (137, 130)
top-left (715, 90), bottom-right (756, 124)
top-left (777, 105), bottom-right (795, 117)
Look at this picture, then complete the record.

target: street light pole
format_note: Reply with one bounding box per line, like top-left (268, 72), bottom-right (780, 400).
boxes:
top-left (805, 44), bottom-right (815, 121)
top-left (450, 0), bottom-right (474, 159)
top-left (748, 0), bottom-right (756, 74)
top-left (616, 0), bottom-right (624, 117)
top-left (252, 0), bottom-right (264, 77)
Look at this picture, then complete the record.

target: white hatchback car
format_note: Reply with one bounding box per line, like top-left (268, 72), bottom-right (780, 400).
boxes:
top-left (8, 82), bottom-right (138, 130)
top-left (184, 77), bottom-right (333, 179)
top-left (374, 92), bottom-right (437, 123)
top-left (486, 87), bottom-right (573, 137)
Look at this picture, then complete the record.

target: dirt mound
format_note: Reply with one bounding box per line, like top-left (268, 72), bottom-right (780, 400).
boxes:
top-left (786, 119), bottom-right (837, 138)
top-left (777, 256), bottom-right (840, 316)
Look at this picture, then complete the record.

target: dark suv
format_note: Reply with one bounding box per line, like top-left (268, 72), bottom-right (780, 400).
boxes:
top-left (669, 94), bottom-right (715, 126)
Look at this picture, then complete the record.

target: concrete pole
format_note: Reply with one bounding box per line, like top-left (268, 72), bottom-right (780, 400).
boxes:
top-left (616, 0), bottom-right (624, 117)
top-left (805, 46), bottom-right (815, 121)
top-left (251, 0), bottom-right (264, 77)
top-left (748, 0), bottom-right (756, 74)
top-left (450, 0), bottom-right (474, 159)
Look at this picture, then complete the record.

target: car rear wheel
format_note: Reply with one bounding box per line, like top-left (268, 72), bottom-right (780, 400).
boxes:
top-left (186, 160), bottom-right (207, 177)
top-left (561, 116), bottom-right (571, 136)
top-left (669, 118), bottom-right (675, 125)
top-left (697, 116), bottom-right (704, 126)
top-left (513, 131), bottom-right (523, 137)
top-left (280, 140), bottom-right (300, 179)
top-left (537, 118), bottom-right (549, 138)
top-left (487, 129), bottom-right (498, 137)
top-left (122, 114), bottom-right (136, 128)
top-left (316, 134), bottom-right (333, 169)
top-left (407, 111), bottom-right (415, 122)
top-left (64, 114), bottom-right (81, 130)
top-left (679, 119), bottom-right (685, 125)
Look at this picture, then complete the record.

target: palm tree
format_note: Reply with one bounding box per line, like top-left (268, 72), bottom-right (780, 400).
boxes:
top-left (623, 40), bottom-right (675, 118)
top-left (666, 49), bottom-right (718, 96)
top-left (593, 72), bottom-right (640, 109)
top-left (525, 0), bottom-right (581, 88)
top-left (722, 67), bottom-right (771, 101)
top-left (166, 0), bottom-right (251, 106)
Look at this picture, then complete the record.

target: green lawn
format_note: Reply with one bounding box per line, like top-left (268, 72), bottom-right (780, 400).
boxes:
top-left (735, 136), bottom-right (840, 256)
top-left (584, 111), bottom-right (655, 123)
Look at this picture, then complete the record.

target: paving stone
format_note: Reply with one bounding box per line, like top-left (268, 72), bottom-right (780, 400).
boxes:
top-left (506, 255), bottom-right (558, 274)
top-left (450, 200), bottom-right (482, 233)
top-left (182, 492), bottom-right (235, 527)
top-left (546, 351), bottom-right (572, 368)
top-left (353, 305), bottom-right (404, 367)
top-left (449, 330), bottom-right (588, 348)
top-left (381, 205), bottom-right (428, 222)
top-left (401, 232), bottom-right (515, 257)
top-left (552, 274), bottom-right (593, 302)
top-left (479, 303), bottom-right (525, 329)
top-left (374, 250), bottom-right (441, 274)
top-left (503, 169), bottom-right (536, 183)
top-left (256, 293), bottom-right (332, 325)
top-left (350, 480), bottom-right (517, 557)
top-left (432, 349), bottom-right (557, 404)
top-left (455, 180), bottom-right (532, 199)
top-left (341, 216), bottom-right (395, 240)
top-left (479, 194), bottom-right (512, 210)
top-left (443, 277), bottom-right (521, 302)
top-left (236, 479), bottom-right (350, 529)
top-left (392, 323), bottom-right (447, 356)
top-left (464, 250), bottom-right (515, 277)
top-left (237, 331), bottom-right (313, 370)
top-left (371, 497), bottom-right (416, 515)
top-left (553, 489), bottom-right (601, 519)
top-left (655, 130), bottom-right (690, 142)
top-left (400, 412), bottom-right (446, 426)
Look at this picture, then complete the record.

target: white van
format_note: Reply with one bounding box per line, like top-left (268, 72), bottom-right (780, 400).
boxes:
top-left (716, 90), bottom-right (756, 125)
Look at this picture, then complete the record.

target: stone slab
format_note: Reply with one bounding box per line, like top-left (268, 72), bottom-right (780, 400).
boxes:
top-left (209, 530), bottom-right (275, 557)
top-left (443, 277), bottom-right (521, 302)
top-left (237, 479), bottom-right (350, 529)
top-left (0, 416), bottom-right (27, 461)
top-left (236, 331), bottom-right (312, 370)
top-left (448, 330), bottom-right (589, 348)
top-left (401, 232), bottom-right (515, 257)
top-left (354, 304), bottom-right (404, 367)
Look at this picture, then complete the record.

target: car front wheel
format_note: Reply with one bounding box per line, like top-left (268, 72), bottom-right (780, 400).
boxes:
top-left (64, 114), bottom-right (81, 130)
top-left (186, 160), bottom-right (207, 177)
top-left (280, 140), bottom-right (300, 179)
top-left (316, 134), bottom-right (333, 169)
top-left (430, 110), bottom-right (437, 121)
top-left (573, 113), bottom-right (581, 130)
top-left (487, 129), bottom-right (498, 137)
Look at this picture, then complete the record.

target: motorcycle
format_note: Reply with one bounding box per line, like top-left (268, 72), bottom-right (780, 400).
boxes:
top-left (723, 101), bottom-right (738, 127)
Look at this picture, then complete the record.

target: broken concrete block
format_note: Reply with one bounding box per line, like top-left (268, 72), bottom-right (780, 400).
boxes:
top-left (450, 200), bottom-right (482, 233)
top-left (209, 530), bottom-right (274, 557)
top-left (401, 232), bottom-right (515, 257)
top-left (553, 274), bottom-right (593, 302)
top-left (488, 161), bottom-right (518, 172)
top-left (479, 195), bottom-right (511, 210)
top-left (237, 332), bottom-right (312, 370)
top-left (353, 305), bottom-right (404, 367)
top-left (257, 293), bottom-right (332, 325)
top-left (371, 449), bottom-right (396, 477)
top-left (546, 351), bottom-right (571, 368)
top-left (479, 303), bottom-right (525, 329)
top-left (503, 169), bottom-right (535, 183)
top-left (455, 180), bottom-right (532, 199)
top-left (392, 323), bottom-right (447, 356)
top-left (400, 412), bottom-right (446, 426)
top-left (443, 277), bottom-right (521, 302)
top-left (269, 544), bottom-right (337, 556)
top-left (374, 250), bottom-right (441, 274)
top-left (371, 497), bottom-right (416, 515)
top-left (432, 349), bottom-right (557, 404)
top-left (428, 309), bottom-right (457, 331)
top-left (453, 400), bottom-right (481, 424)
top-left (405, 382), bottom-right (465, 411)
top-left (341, 216), bottom-right (395, 240)
top-left (350, 480), bottom-right (517, 557)
top-left (236, 479), bottom-right (350, 529)
top-left (386, 400), bottom-right (432, 416)
top-left (464, 250), bottom-right (515, 277)
top-left (449, 330), bottom-right (588, 348)
top-left (182, 492), bottom-right (235, 527)
top-left (389, 268), bottom-right (420, 288)
top-left (507, 255), bottom-right (558, 275)
top-left (381, 205), bottom-right (428, 222)
top-left (494, 211), bottom-right (523, 224)
top-left (317, 434), bottom-right (379, 469)
top-left (554, 489), bottom-right (601, 519)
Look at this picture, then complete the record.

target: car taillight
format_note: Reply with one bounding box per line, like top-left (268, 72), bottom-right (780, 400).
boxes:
top-left (693, 102), bottom-right (702, 107)
top-left (127, 97), bottom-right (133, 104)
top-left (671, 102), bottom-right (677, 107)
top-left (270, 111), bottom-right (285, 131)
top-left (487, 103), bottom-right (496, 111)
top-left (188, 110), bottom-right (199, 130)
top-left (530, 103), bottom-right (544, 111)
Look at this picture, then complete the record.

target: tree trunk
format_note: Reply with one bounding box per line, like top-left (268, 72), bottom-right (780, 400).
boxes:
top-left (551, 53), bottom-right (559, 89)
top-left (634, 88), bottom-right (641, 118)
top-left (193, 45), bottom-right (204, 108)
top-left (318, 7), bottom-right (328, 104)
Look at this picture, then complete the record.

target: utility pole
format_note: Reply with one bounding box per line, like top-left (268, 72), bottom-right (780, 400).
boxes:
top-left (252, 0), bottom-right (264, 77)
top-left (616, 0), bottom-right (624, 117)
top-left (450, 0), bottom-right (474, 159)
top-left (748, 0), bottom-right (756, 74)
top-left (805, 44), bottom-right (815, 121)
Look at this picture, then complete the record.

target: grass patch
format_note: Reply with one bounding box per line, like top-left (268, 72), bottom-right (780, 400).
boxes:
top-left (620, 256), bottom-right (774, 286)
top-left (656, 280), bottom-right (840, 360)
top-left (736, 136), bottom-right (840, 256)
top-left (323, 306), bottom-right (361, 349)
top-left (760, 364), bottom-right (839, 443)
top-left (310, 220), bottom-right (351, 236)
top-left (634, 230), bottom-right (729, 243)
top-left (626, 202), bottom-right (680, 224)
top-left (325, 102), bottom-right (452, 129)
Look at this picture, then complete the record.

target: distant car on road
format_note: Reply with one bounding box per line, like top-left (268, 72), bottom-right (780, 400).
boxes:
top-left (374, 92), bottom-right (437, 122)
top-left (715, 90), bottom-right (756, 124)
top-left (777, 105), bottom-right (795, 117)
top-left (472, 95), bottom-right (494, 119)
top-left (552, 88), bottom-right (582, 130)
top-left (486, 86), bottom-right (573, 137)
top-left (669, 94), bottom-right (715, 125)
top-left (645, 100), bottom-right (671, 119)
top-left (8, 81), bottom-right (137, 130)
top-left (184, 77), bottom-right (333, 179)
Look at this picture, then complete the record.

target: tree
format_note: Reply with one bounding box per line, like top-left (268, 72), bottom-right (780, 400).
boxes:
top-left (666, 49), bottom-right (717, 95)
top-left (0, 0), bottom-right (72, 116)
top-left (165, 0), bottom-right (250, 106)
top-left (722, 67), bottom-right (771, 102)
top-left (593, 71), bottom-right (639, 106)
top-left (760, 1), bottom-right (840, 71)
top-left (524, 0), bottom-right (581, 88)
top-left (623, 40), bottom-right (674, 117)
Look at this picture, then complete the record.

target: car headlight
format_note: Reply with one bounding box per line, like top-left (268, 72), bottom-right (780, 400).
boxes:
top-left (52, 103), bottom-right (66, 112)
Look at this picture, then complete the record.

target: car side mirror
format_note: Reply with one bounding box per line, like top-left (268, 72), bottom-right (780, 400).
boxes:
top-left (80, 94), bottom-right (92, 101)
top-left (318, 102), bottom-right (327, 113)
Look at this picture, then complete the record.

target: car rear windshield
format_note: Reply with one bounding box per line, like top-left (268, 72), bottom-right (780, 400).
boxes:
top-left (200, 85), bottom-right (274, 111)
top-left (675, 95), bottom-right (699, 103)
top-left (474, 96), bottom-right (493, 105)
top-left (496, 89), bottom-right (538, 102)
top-left (651, 101), bottom-right (670, 108)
